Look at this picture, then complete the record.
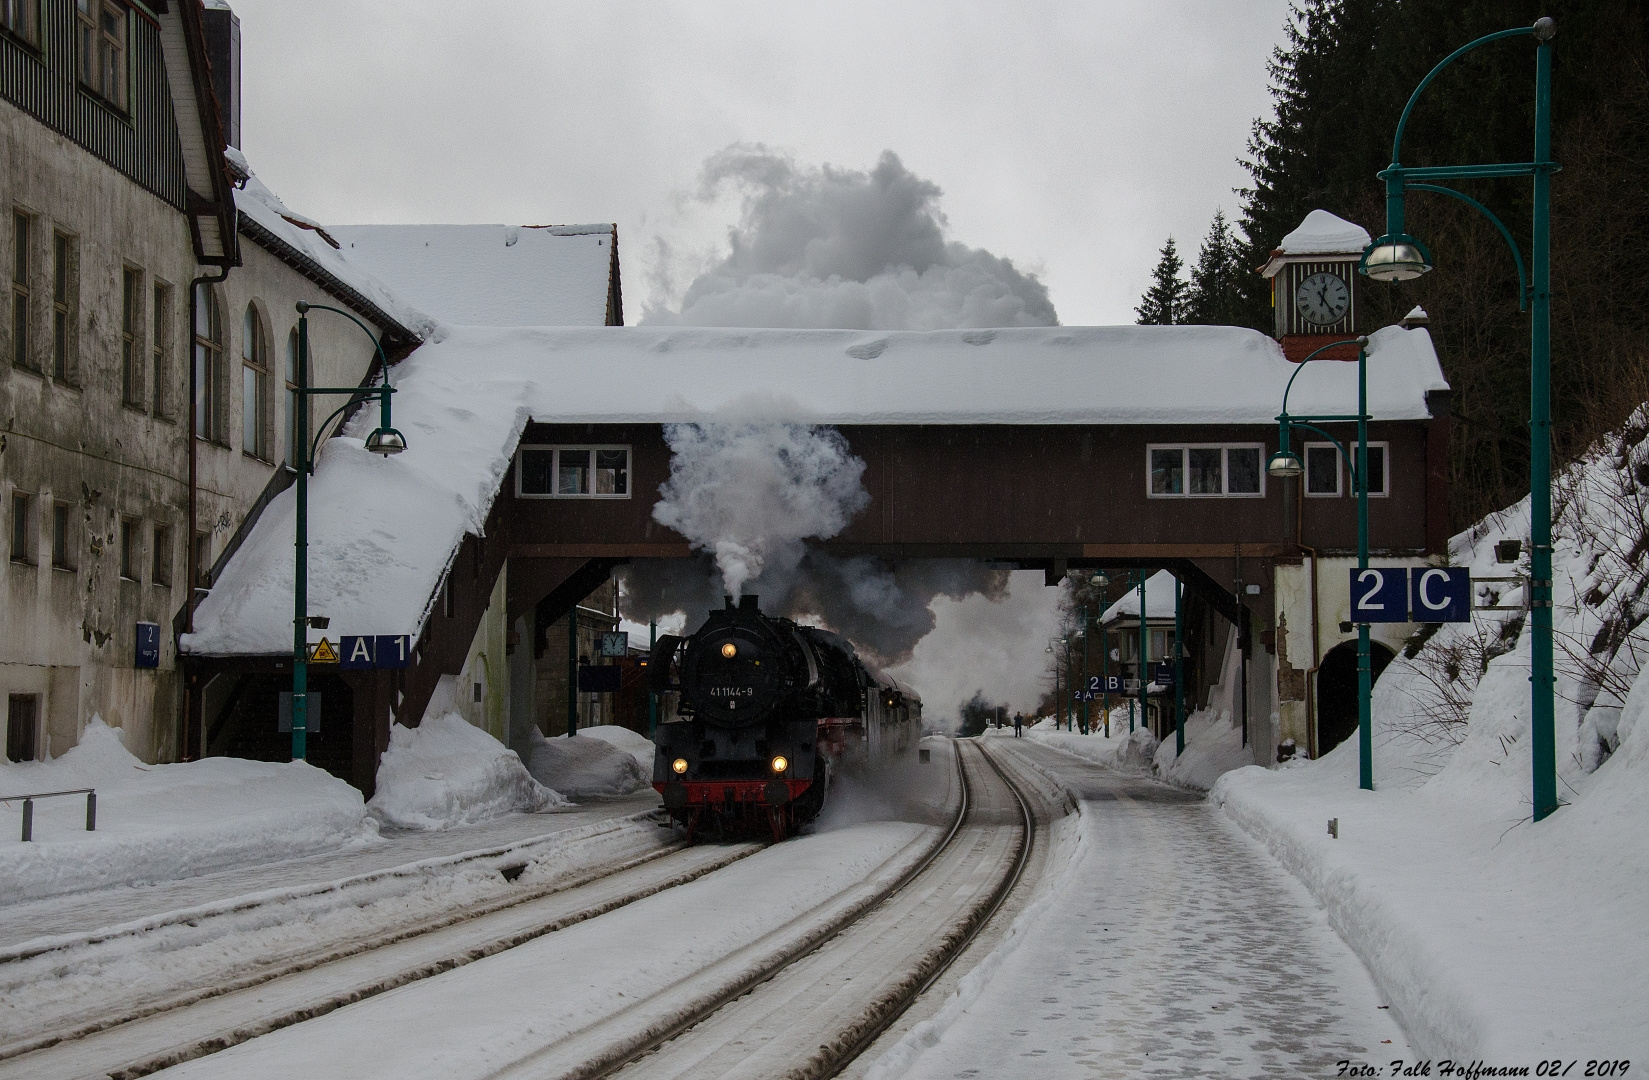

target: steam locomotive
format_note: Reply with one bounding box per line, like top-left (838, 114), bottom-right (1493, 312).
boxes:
top-left (649, 595), bottom-right (921, 840)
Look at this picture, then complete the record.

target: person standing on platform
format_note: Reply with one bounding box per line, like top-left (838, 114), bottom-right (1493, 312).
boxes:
top-left (1013, 712), bottom-right (1023, 737)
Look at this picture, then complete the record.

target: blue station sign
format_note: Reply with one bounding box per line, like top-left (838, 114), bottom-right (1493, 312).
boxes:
top-left (1348, 567), bottom-right (1475, 624)
top-left (1410, 567), bottom-right (1471, 623)
top-left (336, 635), bottom-right (413, 670)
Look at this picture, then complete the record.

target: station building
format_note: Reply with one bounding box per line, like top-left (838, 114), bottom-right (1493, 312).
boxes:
top-left (178, 225), bottom-right (1450, 792)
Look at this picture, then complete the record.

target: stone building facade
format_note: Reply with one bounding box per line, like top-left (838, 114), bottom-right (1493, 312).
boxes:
top-left (2, 0), bottom-right (419, 766)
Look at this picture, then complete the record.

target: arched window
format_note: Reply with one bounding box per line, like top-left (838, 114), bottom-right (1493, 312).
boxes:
top-left (194, 287), bottom-right (226, 444)
top-left (242, 303), bottom-right (270, 460)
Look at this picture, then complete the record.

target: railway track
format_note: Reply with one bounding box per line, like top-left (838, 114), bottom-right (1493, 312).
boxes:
top-left (587, 737), bottom-right (1035, 1080)
top-left (3, 738), bottom-right (1032, 1080)
top-left (0, 823), bottom-right (753, 1080)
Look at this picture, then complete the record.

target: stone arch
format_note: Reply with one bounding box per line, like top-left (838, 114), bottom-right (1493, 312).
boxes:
top-left (1316, 638), bottom-right (1395, 756)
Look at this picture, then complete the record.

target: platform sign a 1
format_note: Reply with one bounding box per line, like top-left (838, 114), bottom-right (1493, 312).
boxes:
top-left (339, 635), bottom-right (375, 669)
top-left (332, 635), bottom-right (411, 669)
top-left (1349, 568), bottom-right (1409, 623)
top-left (1410, 567), bottom-right (1472, 623)
top-left (377, 635), bottom-right (411, 669)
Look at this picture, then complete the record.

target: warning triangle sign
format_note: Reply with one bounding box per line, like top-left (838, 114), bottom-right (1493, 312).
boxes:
top-left (309, 637), bottom-right (340, 664)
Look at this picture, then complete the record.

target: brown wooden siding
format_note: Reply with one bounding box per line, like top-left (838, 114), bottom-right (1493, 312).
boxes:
top-left (1, 2), bottom-right (188, 210)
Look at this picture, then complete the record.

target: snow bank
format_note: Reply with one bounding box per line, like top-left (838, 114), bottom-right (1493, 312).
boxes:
top-left (1151, 706), bottom-right (1251, 790)
top-left (1026, 720), bottom-right (1159, 773)
top-left (0, 719), bottom-right (370, 904)
top-left (1212, 409), bottom-right (1649, 1057)
top-left (181, 322), bottom-right (1447, 657)
top-left (517, 728), bottom-right (651, 799)
top-left (368, 714), bottom-right (566, 831)
top-left (571, 725), bottom-right (656, 771)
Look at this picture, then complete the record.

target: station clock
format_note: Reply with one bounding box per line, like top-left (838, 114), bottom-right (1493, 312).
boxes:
top-left (1294, 271), bottom-right (1351, 326)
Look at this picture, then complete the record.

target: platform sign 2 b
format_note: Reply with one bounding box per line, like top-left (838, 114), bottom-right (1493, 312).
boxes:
top-left (1410, 567), bottom-right (1471, 623)
top-left (1349, 568), bottom-right (1409, 623)
top-left (1086, 675), bottom-right (1123, 694)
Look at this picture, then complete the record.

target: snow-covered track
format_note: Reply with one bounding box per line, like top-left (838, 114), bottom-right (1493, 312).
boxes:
top-left (0, 837), bottom-right (763, 1080)
top-left (526, 737), bottom-right (1032, 1080)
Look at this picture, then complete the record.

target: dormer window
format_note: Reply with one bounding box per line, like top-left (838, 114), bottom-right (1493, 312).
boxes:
top-left (75, 0), bottom-right (127, 112)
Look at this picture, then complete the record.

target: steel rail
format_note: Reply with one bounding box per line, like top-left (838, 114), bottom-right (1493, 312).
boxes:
top-left (0, 831), bottom-right (762, 1077)
top-left (818, 736), bottom-right (1037, 1078)
top-left (558, 743), bottom-right (975, 1080)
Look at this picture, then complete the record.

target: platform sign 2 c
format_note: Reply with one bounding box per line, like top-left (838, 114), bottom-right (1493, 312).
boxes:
top-left (1410, 567), bottom-right (1471, 623)
top-left (1349, 568), bottom-right (1409, 623)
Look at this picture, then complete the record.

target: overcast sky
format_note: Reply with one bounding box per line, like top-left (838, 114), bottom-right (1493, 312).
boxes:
top-left (232, 0), bottom-right (1293, 327)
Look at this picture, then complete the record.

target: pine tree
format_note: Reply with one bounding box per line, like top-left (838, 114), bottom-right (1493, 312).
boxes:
top-left (1136, 237), bottom-right (1187, 325)
top-left (1184, 210), bottom-right (1245, 326)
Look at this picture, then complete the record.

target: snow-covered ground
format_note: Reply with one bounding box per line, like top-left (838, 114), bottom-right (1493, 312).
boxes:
top-left (866, 740), bottom-right (1405, 1078)
top-left (0, 720), bottom-right (372, 904)
top-left (1209, 412), bottom-right (1649, 1058)
top-left (151, 820), bottom-right (940, 1080)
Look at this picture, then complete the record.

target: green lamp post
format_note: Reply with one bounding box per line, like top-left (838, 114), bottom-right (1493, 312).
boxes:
top-left (289, 302), bottom-right (405, 762)
top-left (1174, 576), bottom-right (1185, 757)
top-left (1136, 571), bottom-right (1147, 734)
top-left (1270, 335), bottom-right (1372, 788)
top-left (1360, 17), bottom-right (1558, 820)
top-left (1090, 571), bottom-right (1111, 736)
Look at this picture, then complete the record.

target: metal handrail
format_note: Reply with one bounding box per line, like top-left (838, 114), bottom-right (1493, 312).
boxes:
top-left (2, 787), bottom-right (97, 841)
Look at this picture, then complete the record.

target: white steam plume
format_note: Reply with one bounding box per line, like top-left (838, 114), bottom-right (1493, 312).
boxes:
top-left (644, 145), bottom-right (1057, 330)
top-left (651, 421), bottom-right (868, 599)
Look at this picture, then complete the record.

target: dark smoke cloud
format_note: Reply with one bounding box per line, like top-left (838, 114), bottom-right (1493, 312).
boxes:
top-left (644, 145), bottom-right (1058, 330)
top-left (617, 554), bottom-right (1009, 670)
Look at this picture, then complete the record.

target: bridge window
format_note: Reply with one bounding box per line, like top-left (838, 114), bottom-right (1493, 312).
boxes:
top-left (1304, 442), bottom-right (1387, 497)
top-left (516, 445), bottom-right (630, 498)
top-left (1147, 444), bottom-right (1265, 498)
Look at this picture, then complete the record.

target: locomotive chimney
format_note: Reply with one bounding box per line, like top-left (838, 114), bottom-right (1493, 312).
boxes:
top-left (739, 594), bottom-right (760, 611)
top-left (724, 595), bottom-right (735, 609)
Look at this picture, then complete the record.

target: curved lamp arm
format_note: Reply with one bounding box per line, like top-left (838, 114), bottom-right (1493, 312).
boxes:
top-left (1407, 183), bottom-right (1530, 310)
top-left (307, 390), bottom-right (387, 470)
top-left (1391, 26), bottom-right (1533, 164)
top-left (1285, 420), bottom-right (1361, 487)
top-left (295, 302), bottom-right (393, 388)
top-left (1279, 337), bottom-right (1368, 417)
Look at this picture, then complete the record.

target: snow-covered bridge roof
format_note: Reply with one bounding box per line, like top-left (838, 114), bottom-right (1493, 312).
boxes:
top-left (180, 323), bottom-right (1447, 657)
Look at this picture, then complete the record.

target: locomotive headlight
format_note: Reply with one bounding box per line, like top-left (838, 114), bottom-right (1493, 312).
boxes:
top-left (770, 755), bottom-right (789, 774)
top-left (671, 757), bottom-right (689, 775)
top-left (720, 642), bottom-right (738, 659)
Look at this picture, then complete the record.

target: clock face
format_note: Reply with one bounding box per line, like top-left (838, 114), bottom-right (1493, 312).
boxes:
top-left (1295, 271), bottom-right (1351, 326)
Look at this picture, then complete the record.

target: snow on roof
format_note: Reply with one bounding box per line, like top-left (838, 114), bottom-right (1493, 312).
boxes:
top-left (1100, 570), bottom-right (1181, 623)
top-left (326, 224), bottom-right (616, 327)
top-left (180, 322), bottom-right (1447, 656)
top-left (1277, 209), bottom-right (1372, 255)
top-left (234, 172), bottom-right (434, 339)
